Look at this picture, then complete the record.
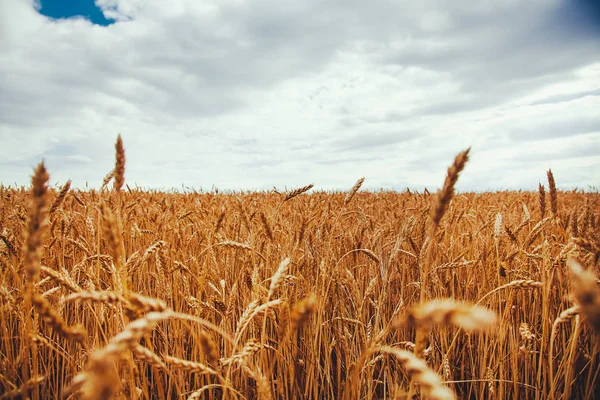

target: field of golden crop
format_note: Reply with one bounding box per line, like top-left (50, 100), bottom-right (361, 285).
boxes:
top-left (1, 138), bottom-right (599, 399)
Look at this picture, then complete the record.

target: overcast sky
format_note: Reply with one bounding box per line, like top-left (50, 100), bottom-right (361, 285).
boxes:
top-left (1, 0), bottom-right (599, 192)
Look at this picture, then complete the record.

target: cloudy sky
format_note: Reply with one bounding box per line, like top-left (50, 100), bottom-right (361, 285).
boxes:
top-left (1, 0), bottom-right (599, 192)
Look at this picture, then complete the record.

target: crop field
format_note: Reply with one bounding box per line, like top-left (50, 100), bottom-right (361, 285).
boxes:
top-left (0, 138), bottom-right (599, 399)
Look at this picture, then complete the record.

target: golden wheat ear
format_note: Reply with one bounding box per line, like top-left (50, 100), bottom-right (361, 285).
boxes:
top-left (431, 148), bottom-right (470, 228)
top-left (568, 257), bottom-right (600, 334)
top-left (547, 169), bottom-right (558, 218)
top-left (49, 179), bottom-right (71, 214)
top-left (344, 177), bottom-right (365, 205)
top-left (24, 162), bottom-right (50, 292)
top-left (114, 134), bottom-right (125, 192)
top-left (284, 183), bottom-right (314, 202)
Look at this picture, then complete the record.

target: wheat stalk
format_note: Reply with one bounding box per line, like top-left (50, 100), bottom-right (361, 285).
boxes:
top-left (23, 162), bottom-right (50, 292)
top-left (344, 177), bottom-right (365, 205)
top-left (476, 280), bottom-right (543, 305)
top-left (568, 257), bottom-right (600, 334)
top-left (32, 294), bottom-right (87, 345)
top-left (49, 180), bottom-right (71, 214)
top-left (547, 169), bottom-right (557, 218)
top-left (114, 135), bottom-right (125, 192)
top-left (538, 183), bottom-right (546, 219)
top-left (284, 184), bottom-right (314, 202)
top-left (402, 299), bottom-right (498, 331)
top-left (431, 148), bottom-right (470, 228)
top-left (268, 258), bottom-right (290, 300)
top-left (377, 346), bottom-right (456, 400)
top-left (67, 311), bottom-right (172, 399)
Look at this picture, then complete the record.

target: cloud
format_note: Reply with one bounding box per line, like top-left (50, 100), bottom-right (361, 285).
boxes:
top-left (0, 0), bottom-right (599, 191)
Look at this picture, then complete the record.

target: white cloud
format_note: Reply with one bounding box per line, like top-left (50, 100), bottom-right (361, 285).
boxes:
top-left (1, 0), bottom-right (599, 191)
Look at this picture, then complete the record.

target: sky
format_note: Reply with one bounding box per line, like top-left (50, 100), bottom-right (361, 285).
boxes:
top-left (1, 0), bottom-right (599, 192)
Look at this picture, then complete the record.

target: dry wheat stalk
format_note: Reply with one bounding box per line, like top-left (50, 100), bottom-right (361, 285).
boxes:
top-left (476, 280), bottom-right (543, 305)
top-left (568, 257), bottom-right (600, 334)
top-left (357, 248), bottom-right (381, 264)
top-left (199, 330), bottom-right (220, 367)
top-left (442, 355), bottom-right (451, 381)
top-left (0, 376), bottom-right (46, 400)
top-left (39, 265), bottom-right (82, 293)
top-left (377, 346), bottom-right (456, 400)
top-left (221, 339), bottom-right (262, 367)
top-left (519, 323), bottom-right (535, 342)
top-left (49, 180), bottom-right (71, 214)
top-left (344, 177), bottom-right (365, 205)
top-left (243, 365), bottom-right (273, 400)
top-left (235, 299), bottom-right (282, 341)
top-left (504, 226), bottom-right (518, 245)
top-left (236, 300), bottom-right (259, 335)
top-left (114, 135), bottom-right (125, 192)
top-left (284, 184), bottom-right (314, 202)
top-left (67, 311), bottom-right (172, 399)
top-left (572, 237), bottom-right (600, 257)
top-left (547, 169), bottom-right (557, 218)
top-left (522, 203), bottom-right (531, 221)
top-left (549, 304), bottom-right (582, 391)
top-left (133, 345), bottom-right (167, 369)
top-left (72, 192), bottom-right (86, 207)
top-left (128, 292), bottom-right (168, 313)
top-left (215, 240), bottom-right (252, 250)
top-left (494, 213), bottom-right (503, 243)
top-left (23, 162), bottom-right (50, 292)
top-left (486, 368), bottom-right (495, 397)
top-left (268, 258), bottom-right (290, 300)
top-left (100, 204), bottom-right (126, 278)
top-left (278, 299), bottom-right (290, 342)
top-left (141, 240), bottom-right (166, 263)
top-left (260, 211), bottom-right (274, 241)
top-left (431, 148), bottom-right (470, 228)
top-left (553, 305), bottom-right (581, 327)
top-left (400, 299), bottom-right (497, 332)
top-left (66, 237), bottom-right (92, 255)
top-left (289, 294), bottom-right (317, 338)
top-left (538, 183), bottom-right (546, 219)
top-left (163, 354), bottom-right (219, 374)
top-left (0, 233), bottom-right (17, 256)
top-left (101, 169), bottom-right (115, 189)
top-left (32, 294), bottom-right (87, 345)
top-left (65, 290), bottom-right (127, 304)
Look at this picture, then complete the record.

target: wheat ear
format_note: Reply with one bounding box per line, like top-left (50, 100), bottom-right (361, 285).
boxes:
top-left (49, 179), bottom-right (71, 214)
top-left (344, 177), bottom-right (365, 205)
top-left (547, 169), bottom-right (557, 218)
top-left (114, 134), bottom-right (125, 192)
top-left (431, 148), bottom-right (470, 228)
top-left (568, 257), bottom-right (600, 333)
top-left (377, 346), bottom-right (456, 400)
top-left (284, 184), bottom-right (314, 201)
top-left (24, 162), bottom-right (50, 293)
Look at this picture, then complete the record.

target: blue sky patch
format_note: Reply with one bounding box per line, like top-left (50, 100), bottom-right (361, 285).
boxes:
top-left (38, 0), bottom-right (114, 26)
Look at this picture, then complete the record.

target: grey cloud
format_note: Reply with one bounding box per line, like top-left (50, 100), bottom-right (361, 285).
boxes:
top-left (0, 155), bottom-right (43, 168)
top-left (332, 129), bottom-right (416, 151)
top-left (237, 157), bottom-right (284, 169)
top-left (3, 0), bottom-right (595, 127)
top-left (316, 156), bottom-right (378, 166)
top-left (380, 4), bottom-right (600, 115)
top-left (1, 0), bottom-right (599, 190)
top-left (403, 147), bottom-right (472, 176)
top-left (508, 117), bottom-right (600, 141)
top-left (529, 89), bottom-right (600, 106)
top-left (510, 135), bottom-right (600, 165)
top-left (46, 154), bottom-right (93, 165)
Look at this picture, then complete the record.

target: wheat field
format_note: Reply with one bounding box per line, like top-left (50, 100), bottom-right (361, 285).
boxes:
top-left (1, 137), bottom-right (599, 399)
